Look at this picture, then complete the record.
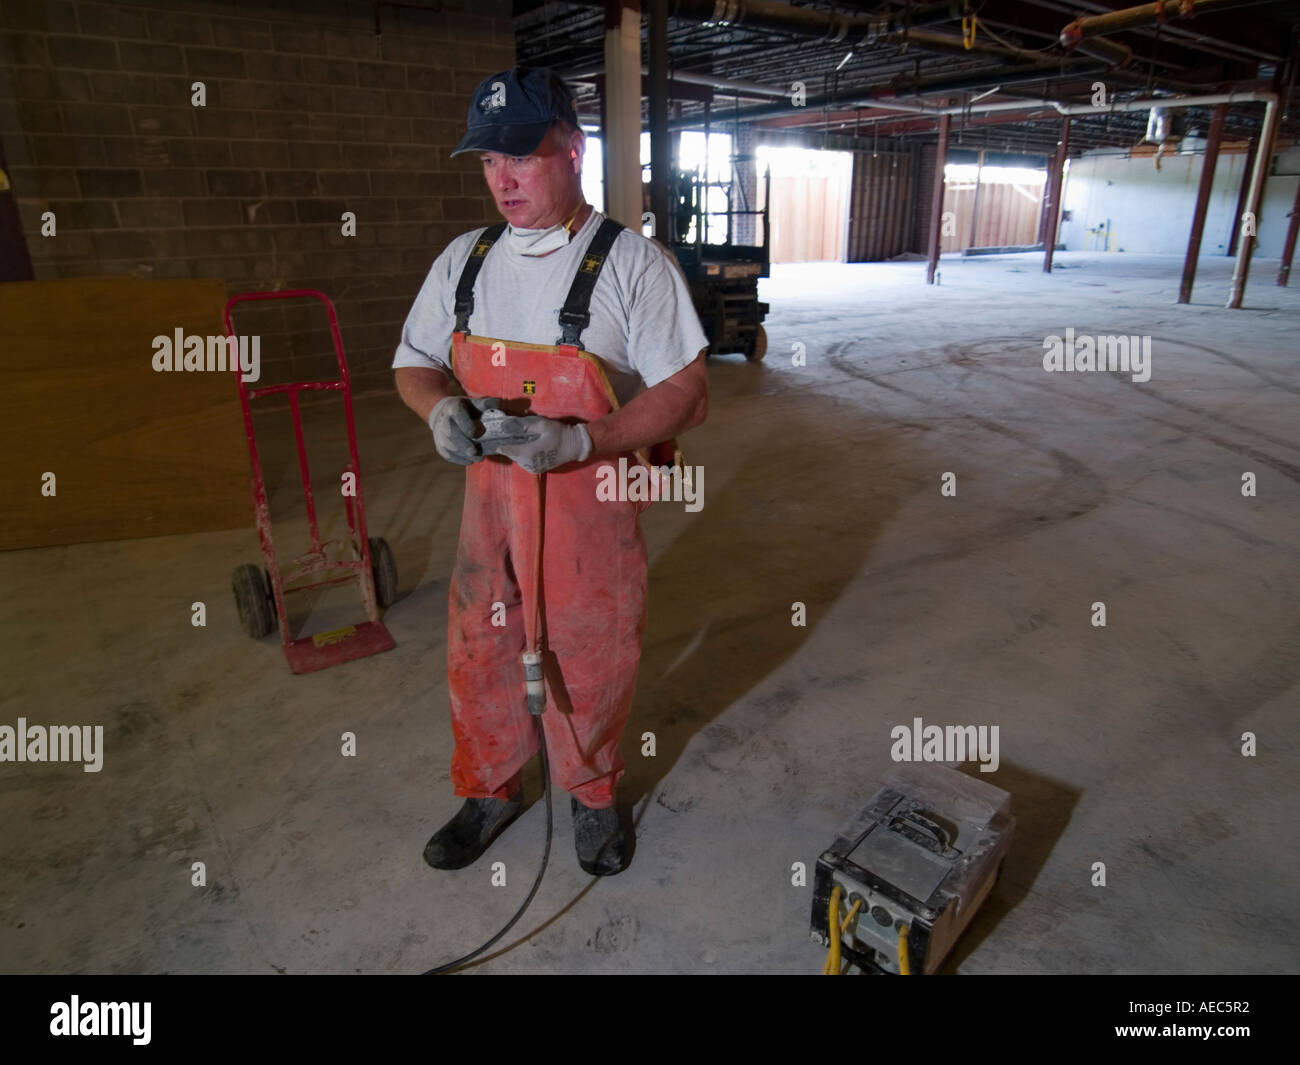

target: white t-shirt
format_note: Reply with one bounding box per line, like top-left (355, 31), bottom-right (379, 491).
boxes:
top-left (391, 208), bottom-right (709, 407)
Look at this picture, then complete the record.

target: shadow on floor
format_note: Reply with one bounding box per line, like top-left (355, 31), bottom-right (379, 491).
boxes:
top-left (939, 761), bottom-right (1079, 974)
top-left (617, 396), bottom-right (914, 810)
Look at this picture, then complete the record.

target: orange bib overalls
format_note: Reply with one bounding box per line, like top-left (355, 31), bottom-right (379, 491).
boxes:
top-left (444, 218), bottom-right (655, 809)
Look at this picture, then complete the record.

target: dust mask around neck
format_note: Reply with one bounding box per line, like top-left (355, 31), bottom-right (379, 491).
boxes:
top-left (507, 203), bottom-right (586, 257)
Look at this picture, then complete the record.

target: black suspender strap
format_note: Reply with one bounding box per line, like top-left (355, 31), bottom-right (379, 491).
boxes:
top-left (452, 222), bottom-right (507, 334)
top-left (557, 217), bottom-right (624, 347)
top-left (452, 216), bottom-right (624, 345)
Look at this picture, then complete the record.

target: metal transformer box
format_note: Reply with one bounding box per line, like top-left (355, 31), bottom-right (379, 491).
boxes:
top-left (811, 764), bottom-right (1014, 974)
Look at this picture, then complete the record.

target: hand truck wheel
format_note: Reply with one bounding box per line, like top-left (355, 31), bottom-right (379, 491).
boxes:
top-left (232, 563), bottom-right (275, 638)
top-left (369, 537), bottom-right (398, 609)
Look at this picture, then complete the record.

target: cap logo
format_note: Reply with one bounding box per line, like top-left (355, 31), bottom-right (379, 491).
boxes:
top-left (478, 81), bottom-right (507, 115)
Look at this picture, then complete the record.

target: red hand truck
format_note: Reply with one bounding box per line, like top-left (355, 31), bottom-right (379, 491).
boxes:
top-left (224, 289), bottom-right (396, 674)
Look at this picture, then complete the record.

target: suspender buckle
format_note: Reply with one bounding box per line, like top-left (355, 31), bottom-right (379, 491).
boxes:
top-left (557, 309), bottom-right (590, 347)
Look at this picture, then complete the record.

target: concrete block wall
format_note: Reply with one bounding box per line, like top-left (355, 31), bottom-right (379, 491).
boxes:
top-left (0, 0), bottom-right (515, 395)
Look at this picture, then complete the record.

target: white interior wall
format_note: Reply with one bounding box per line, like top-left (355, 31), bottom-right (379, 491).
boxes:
top-left (1060, 145), bottom-right (1300, 259)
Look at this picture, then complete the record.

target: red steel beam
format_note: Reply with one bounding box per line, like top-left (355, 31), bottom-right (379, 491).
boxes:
top-left (926, 112), bottom-right (952, 285)
top-left (1043, 116), bottom-right (1071, 273)
top-left (1276, 177), bottom-right (1300, 286)
top-left (1178, 103), bottom-right (1228, 303)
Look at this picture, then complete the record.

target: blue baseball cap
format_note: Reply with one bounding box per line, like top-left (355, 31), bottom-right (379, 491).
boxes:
top-left (450, 66), bottom-right (580, 158)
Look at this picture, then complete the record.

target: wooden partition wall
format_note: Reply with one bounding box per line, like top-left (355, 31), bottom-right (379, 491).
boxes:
top-left (0, 278), bottom-right (250, 551)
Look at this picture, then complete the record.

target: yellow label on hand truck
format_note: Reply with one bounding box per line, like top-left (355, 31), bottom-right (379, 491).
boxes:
top-left (312, 625), bottom-right (357, 648)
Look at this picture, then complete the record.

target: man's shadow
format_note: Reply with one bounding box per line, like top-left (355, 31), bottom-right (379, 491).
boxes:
top-left (615, 396), bottom-right (910, 814)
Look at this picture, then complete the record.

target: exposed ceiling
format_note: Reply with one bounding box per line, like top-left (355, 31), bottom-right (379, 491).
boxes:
top-left (514, 0), bottom-right (1299, 157)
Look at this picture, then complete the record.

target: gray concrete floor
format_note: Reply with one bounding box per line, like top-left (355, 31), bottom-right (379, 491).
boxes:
top-left (2, 251), bottom-right (1298, 974)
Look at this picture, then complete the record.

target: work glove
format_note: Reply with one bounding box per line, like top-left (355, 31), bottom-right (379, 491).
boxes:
top-left (477, 410), bottom-right (592, 474)
top-left (427, 395), bottom-right (501, 466)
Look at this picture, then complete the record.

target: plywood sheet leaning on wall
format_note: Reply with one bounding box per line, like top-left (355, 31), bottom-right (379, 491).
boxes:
top-left (0, 278), bottom-right (250, 551)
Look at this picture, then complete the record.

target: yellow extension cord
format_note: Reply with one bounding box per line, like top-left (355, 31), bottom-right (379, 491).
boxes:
top-left (822, 884), bottom-right (910, 975)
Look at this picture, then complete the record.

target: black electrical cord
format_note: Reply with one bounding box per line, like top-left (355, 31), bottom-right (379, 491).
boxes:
top-left (423, 717), bottom-right (554, 975)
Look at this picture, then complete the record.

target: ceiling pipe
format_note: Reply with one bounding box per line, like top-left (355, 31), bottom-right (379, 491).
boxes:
top-left (1068, 35), bottom-right (1134, 68)
top-left (659, 63), bottom-right (1093, 128)
top-left (913, 89), bottom-right (1275, 120)
top-left (566, 52), bottom-right (1082, 112)
top-left (655, 67), bottom-right (783, 99)
top-left (567, 64), bottom-right (789, 101)
top-left (890, 57), bottom-right (1107, 97)
top-left (659, 0), bottom-right (1133, 72)
top-left (1049, 90), bottom-right (1274, 118)
top-left (886, 28), bottom-right (1048, 64)
top-left (562, 0), bottom-right (965, 41)
top-left (1060, 0), bottom-right (1260, 48)
top-left (889, 27), bottom-right (1125, 71)
top-left (1046, 0), bottom-right (1284, 66)
top-left (669, 85), bottom-right (1276, 130)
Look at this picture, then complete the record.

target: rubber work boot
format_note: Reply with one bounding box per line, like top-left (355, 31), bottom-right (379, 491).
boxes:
top-left (571, 796), bottom-right (632, 876)
top-left (423, 792), bottom-right (523, 870)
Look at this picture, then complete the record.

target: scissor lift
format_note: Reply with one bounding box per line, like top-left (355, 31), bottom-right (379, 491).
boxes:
top-left (660, 158), bottom-right (771, 361)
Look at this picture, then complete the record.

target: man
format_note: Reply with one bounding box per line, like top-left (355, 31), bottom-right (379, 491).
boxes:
top-left (392, 67), bottom-right (709, 877)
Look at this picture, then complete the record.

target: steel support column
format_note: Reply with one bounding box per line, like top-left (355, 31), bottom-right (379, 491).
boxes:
top-left (602, 0), bottom-right (643, 228)
top-left (1228, 98), bottom-right (1279, 309)
top-left (1178, 103), bottom-right (1227, 304)
top-left (1043, 117), bottom-right (1070, 273)
top-left (926, 112), bottom-right (950, 285)
top-left (1276, 176), bottom-right (1300, 286)
top-left (968, 148), bottom-right (985, 251)
top-left (648, 0), bottom-right (670, 245)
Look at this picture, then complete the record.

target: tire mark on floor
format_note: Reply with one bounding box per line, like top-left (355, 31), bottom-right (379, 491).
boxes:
top-left (954, 335), bottom-right (1300, 455)
top-left (924, 338), bottom-right (1300, 485)
top-left (827, 351), bottom-right (1109, 578)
